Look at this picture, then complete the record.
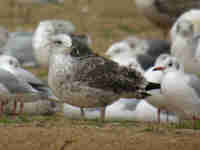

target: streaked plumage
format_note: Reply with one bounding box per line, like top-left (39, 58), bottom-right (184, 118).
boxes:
top-left (48, 34), bottom-right (160, 121)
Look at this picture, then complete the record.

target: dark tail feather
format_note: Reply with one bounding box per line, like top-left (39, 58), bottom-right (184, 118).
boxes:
top-left (141, 92), bottom-right (152, 98)
top-left (145, 82), bottom-right (161, 91)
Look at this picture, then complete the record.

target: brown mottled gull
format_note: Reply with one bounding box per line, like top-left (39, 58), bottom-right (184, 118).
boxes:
top-left (48, 34), bottom-right (160, 121)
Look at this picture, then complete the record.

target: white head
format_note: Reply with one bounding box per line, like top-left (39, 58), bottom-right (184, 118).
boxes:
top-left (176, 20), bottom-right (194, 38)
top-left (49, 34), bottom-right (72, 54)
top-left (33, 20), bottom-right (75, 50)
top-left (0, 55), bottom-right (20, 68)
top-left (153, 56), bottom-right (183, 73)
top-left (154, 54), bottom-right (171, 66)
top-left (49, 33), bottom-right (93, 58)
top-left (106, 41), bottom-right (132, 58)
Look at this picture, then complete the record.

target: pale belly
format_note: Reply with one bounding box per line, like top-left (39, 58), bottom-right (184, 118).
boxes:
top-left (162, 73), bottom-right (200, 118)
top-left (51, 81), bottom-right (119, 107)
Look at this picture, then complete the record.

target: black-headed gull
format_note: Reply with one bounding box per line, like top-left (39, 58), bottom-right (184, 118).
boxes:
top-left (154, 56), bottom-right (200, 124)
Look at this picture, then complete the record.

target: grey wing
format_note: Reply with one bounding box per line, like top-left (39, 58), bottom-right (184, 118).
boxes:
top-left (188, 74), bottom-right (200, 98)
top-left (16, 67), bottom-right (56, 96)
top-left (0, 68), bottom-right (36, 94)
top-left (15, 67), bottom-right (44, 85)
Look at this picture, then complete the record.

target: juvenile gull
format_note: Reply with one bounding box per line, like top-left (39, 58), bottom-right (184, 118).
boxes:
top-left (0, 55), bottom-right (58, 116)
top-left (0, 55), bottom-right (60, 115)
top-left (153, 56), bottom-right (200, 124)
top-left (48, 34), bottom-right (160, 121)
top-left (33, 19), bottom-right (76, 68)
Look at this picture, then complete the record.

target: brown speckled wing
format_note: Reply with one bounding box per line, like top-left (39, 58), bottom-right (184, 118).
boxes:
top-left (155, 0), bottom-right (200, 22)
top-left (74, 54), bottom-right (147, 94)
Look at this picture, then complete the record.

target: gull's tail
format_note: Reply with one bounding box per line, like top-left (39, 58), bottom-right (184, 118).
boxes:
top-left (145, 82), bottom-right (161, 91)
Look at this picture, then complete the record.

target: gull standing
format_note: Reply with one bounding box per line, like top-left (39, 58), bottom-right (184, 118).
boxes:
top-left (153, 56), bottom-right (200, 123)
top-left (145, 54), bottom-right (176, 122)
top-left (48, 34), bottom-right (160, 121)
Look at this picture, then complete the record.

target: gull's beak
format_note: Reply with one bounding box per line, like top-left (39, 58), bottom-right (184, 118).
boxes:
top-left (153, 66), bottom-right (165, 71)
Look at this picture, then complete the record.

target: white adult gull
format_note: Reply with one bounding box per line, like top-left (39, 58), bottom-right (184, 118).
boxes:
top-left (106, 36), bottom-right (170, 71)
top-left (145, 54), bottom-right (177, 123)
top-left (153, 56), bottom-right (200, 124)
top-left (48, 34), bottom-right (160, 122)
top-left (170, 9), bottom-right (200, 42)
top-left (170, 19), bottom-right (200, 74)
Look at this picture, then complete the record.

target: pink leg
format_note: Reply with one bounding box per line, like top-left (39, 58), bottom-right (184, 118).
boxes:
top-left (19, 102), bottom-right (24, 114)
top-left (12, 101), bottom-right (17, 119)
top-left (166, 111), bottom-right (169, 123)
top-left (157, 108), bottom-right (161, 123)
top-left (100, 107), bottom-right (106, 122)
top-left (0, 102), bottom-right (4, 115)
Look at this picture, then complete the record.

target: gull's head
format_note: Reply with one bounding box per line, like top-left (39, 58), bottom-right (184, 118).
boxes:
top-left (153, 56), bottom-right (183, 73)
top-left (176, 20), bottom-right (194, 38)
top-left (154, 54), bottom-right (171, 66)
top-left (49, 34), bottom-right (92, 57)
top-left (0, 55), bottom-right (20, 68)
top-left (36, 21), bottom-right (55, 36)
top-left (106, 42), bottom-right (132, 58)
top-left (35, 20), bottom-right (75, 38)
top-left (49, 34), bottom-right (72, 53)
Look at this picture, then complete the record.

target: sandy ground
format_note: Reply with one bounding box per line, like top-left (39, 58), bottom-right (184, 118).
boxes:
top-left (1, 115), bottom-right (200, 150)
top-left (0, 1), bottom-right (199, 150)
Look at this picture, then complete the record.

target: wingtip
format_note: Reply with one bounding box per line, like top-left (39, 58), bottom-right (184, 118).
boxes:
top-left (145, 82), bottom-right (161, 91)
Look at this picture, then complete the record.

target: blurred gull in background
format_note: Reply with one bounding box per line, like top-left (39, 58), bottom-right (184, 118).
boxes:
top-left (33, 19), bottom-right (76, 68)
top-left (106, 36), bottom-right (170, 71)
top-left (0, 55), bottom-right (60, 116)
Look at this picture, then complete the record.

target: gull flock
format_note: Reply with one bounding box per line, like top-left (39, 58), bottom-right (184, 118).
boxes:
top-left (0, 2), bottom-right (199, 124)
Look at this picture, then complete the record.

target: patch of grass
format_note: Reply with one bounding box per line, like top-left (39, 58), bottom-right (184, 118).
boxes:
top-left (166, 120), bottom-right (200, 130)
top-left (102, 27), bottom-right (114, 39)
top-left (118, 24), bottom-right (138, 33)
top-left (143, 126), bottom-right (154, 132)
top-left (0, 114), bottom-right (32, 124)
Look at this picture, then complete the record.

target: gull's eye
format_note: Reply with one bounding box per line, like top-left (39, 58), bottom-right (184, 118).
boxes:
top-left (168, 62), bottom-right (173, 67)
top-left (54, 40), bottom-right (63, 45)
top-left (115, 49), bottom-right (121, 54)
top-left (9, 60), bottom-right (13, 65)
